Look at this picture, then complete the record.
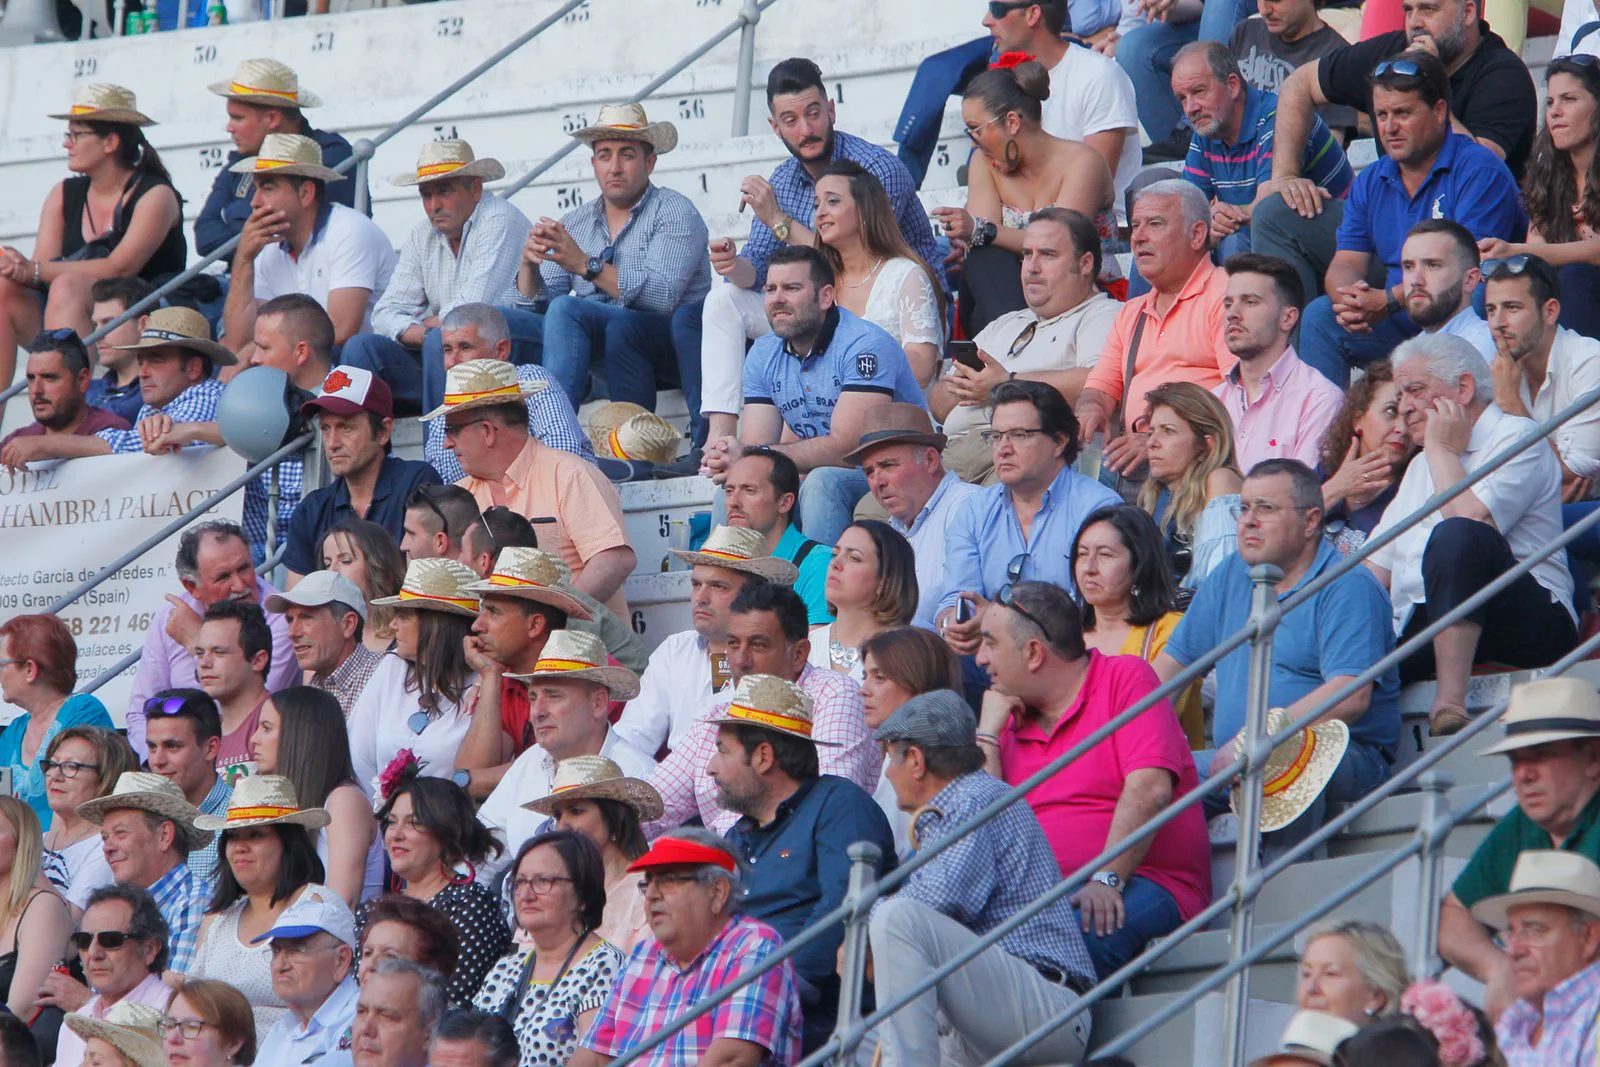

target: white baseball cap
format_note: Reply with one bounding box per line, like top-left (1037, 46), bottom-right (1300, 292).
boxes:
top-left (252, 886), bottom-right (357, 948)
top-left (300, 364), bottom-right (394, 420)
top-left (263, 571), bottom-right (369, 623)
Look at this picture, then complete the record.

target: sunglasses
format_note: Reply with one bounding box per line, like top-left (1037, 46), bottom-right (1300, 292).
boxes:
top-left (1372, 58), bottom-right (1424, 78)
top-left (1482, 254), bottom-right (1532, 277)
top-left (997, 583), bottom-right (1055, 645)
top-left (1550, 53), bottom-right (1600, 76)
top-left (408, 485), bottom-right (451, 530)
top-left (70, 930), bottom-right (135, 953)
top-left (143, 695), bottom-right (191, 718)
top-left (1006, 551), bottom-right (1030, 585)
top-left (43, 327), bottom-right (80, 343)
top-left (408, 710), bottom-right (435, 734)
top-left (987, 0), bottom-right (1034, 15)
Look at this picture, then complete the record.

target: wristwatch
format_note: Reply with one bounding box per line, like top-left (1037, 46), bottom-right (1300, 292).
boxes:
top-left (583, 254), bottom-right (605, 282)
top-left (772, 216), bottom-right (793, 243)
top-left (1091, 871), bottom-right (1124, 892)
top-left (451, 769), bottom-right (471, 790)
top-left (1384, 289), bottom-right (1403, 317)
top-left (971, 217), bottom-right (999, 249)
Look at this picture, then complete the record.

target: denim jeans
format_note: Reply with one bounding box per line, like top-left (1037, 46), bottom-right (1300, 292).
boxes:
top-left (341, 306), bottom-right (546, 416)
top-left (797, 467), bottom-right (872, 548)
top-left (1297, 296), bottom-right (1417, 389)
top-left (1116, 0), bottom-right (1255, 144)
top-left (1075, 874), bottom-right (1183, 981)
top-left (669, 299), bottom-right (709, 447)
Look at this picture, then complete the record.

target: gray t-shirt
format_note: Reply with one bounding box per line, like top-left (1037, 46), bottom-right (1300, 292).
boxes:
top-left (1230, 17), bottom-right (1360, 132)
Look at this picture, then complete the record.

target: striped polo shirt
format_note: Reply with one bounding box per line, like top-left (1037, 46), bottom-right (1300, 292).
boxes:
top-left (1182, 85), bottom-right (1352, 207)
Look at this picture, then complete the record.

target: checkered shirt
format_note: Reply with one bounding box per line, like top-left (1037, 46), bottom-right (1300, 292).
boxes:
top-left (95, 378), bottom-right (224, 454)
top-left (581, 914), bottom-right (802, 1067)
top-left (535, 184), bottom-right (711, 313)
top-left (148, 861), bottom-right (209, 973)
top-left (424, 362), bottom-right (594, 482)
top-left (311, 642), bottom-right (386, 720)
top-left (243, 454), bottom-right (304, 563)
top-left (184, 775), bottom-right (233, 893)
top-left (1498, 958), bottom-right (1600, 1067)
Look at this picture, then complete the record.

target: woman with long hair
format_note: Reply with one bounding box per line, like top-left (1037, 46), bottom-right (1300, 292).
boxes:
top-left (1072, 505), bottom-right (1203, 748)
top-left (0, 86), bottom-right (186, 391)
top-left (160, 980), bottom-right (256, 1067)
top-left (1138, 382), bottom-right (1244, 588)
top-left (931, 57), bottom-right (1119, 337)
top-left (1317, 361), bottom-right (1415, 557)
top-left (808, 520), bottom-right (918, 683)
top-left (41, 727), bottom-right (138, 914)
top-left (347, 558), bottom-right (480, 789)
top-left (0, 797), bottom-right (74, 1032)
top-left (250, 686), bottom-right (382, 906)
top-left (322, 519), bottom-right (406, 654)
top-left (813, 160), bottom-right (945, 386)
top-left (858, 628), bottom-right (961, 850)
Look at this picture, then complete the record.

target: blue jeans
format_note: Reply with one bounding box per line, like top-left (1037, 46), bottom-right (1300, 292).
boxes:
top-left (1116, 0), bottom-right (1255, 145)
top-left (1075, 874), bottom-right (1183, 981)
top-left (797, 467), bottom-right (871, 548)
top-left (669, 299), bottom-right (709, 447)
top-left (1559, 264), bottom-right (1600, 340)
top-left (1297, 296), bottom-right (1417, 389)
top-left (337, 334), bottom-right (427, 416)
top-left (541, 296), bottom-right (701, 441)
top-left (1565, 501), bottom-right (1600, 612)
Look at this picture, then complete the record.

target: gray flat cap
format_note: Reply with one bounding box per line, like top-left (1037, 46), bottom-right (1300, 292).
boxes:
top-left (877, 689), bottom-right (977, 748)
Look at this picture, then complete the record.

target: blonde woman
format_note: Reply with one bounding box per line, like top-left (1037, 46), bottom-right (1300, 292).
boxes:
top-left (1297, 920), bottom-right (1410, 1026)
top-left (1138, 381), bottom-right (1244, 589)
top-left (42, 727), bottom-right (139, 915)
top-left (0, 797), bottom-right (74, 1027)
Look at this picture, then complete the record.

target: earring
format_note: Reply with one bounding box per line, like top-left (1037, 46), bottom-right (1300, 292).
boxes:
top-left (1131, 584), bottom-right (1142, 599)
top-left (1003, 139), bottom-right (1021, 170)
top-left (1365, 1006), bottom-right (1379, 1018)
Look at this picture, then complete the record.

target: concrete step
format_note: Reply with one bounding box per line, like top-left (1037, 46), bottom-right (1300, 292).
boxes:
top-left (1131, 922), bottom-right (1300, 1002)
top-left (623, 569), bottom-right (691, 654)
top-left (1089, 991), bottom-right (1296, 1065)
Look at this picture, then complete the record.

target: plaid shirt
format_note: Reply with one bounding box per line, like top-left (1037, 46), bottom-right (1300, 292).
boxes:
top-left (148, 861), bottom-right (208, 973)
top-left (877, 771), bottom-right (1096, 987)
top-left (311, 642), bottom-right (385, 720)
top-left (370, 194), bottom-right (531, 341)
top-left (1498, 960), bottom-right (1600, 1067)
top-left (536, 184), bottom-right (711, 313)
top-left (184, 775), bottom-right (233, 893)
top-left (647, 663), bottom-right (877, 834)
top-left (581, 914), bottom-right (803, 1067)
top-left (96, 378), bottom-right (223, 454)
top-left (424, 362), bottom-right (593, 482)
top-left (243, 456), bottom-right (303, 563)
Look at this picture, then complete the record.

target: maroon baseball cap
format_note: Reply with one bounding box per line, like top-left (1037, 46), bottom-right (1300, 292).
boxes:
top-left (300, 365), bottom-right (394, 420)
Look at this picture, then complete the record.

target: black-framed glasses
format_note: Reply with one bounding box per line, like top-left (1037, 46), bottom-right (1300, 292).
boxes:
top-left (997, 583), bottom-right (1054, 644)
top-left (442, 417), bottom-right (491, 439)
top-left (40, 758), bottom-right (97, 779)
top-left (156, 1018), bottom-right (212, 1041)
top-left (407, 485), bottom-right (451, 529)
top-left (70, 930), bottom-right (134, 953)
top-left (636, 871), bottom-right (702, 896)
top-left (1372, 58), bottom-right (1424, 78)
top-left (511, 874), bottom-right (573, 896)
top-left (986, 0), bottom-right (1035, 16)
top-left (1006, 552), bottom-right (1030, 584)
top-left (1007, 320), bottom-right (1038, 360)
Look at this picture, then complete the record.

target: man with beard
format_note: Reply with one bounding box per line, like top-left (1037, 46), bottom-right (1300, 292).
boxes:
top-left (1294, 52), bottom-right (1525, 388)
top-left (1399, 221), bottom-right (1497, 358)
top-left (0, 331), bottom-right (129, 469)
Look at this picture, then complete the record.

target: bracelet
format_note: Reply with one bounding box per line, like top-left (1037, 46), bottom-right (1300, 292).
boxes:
top-left (975, 731), bottom-right (1001, 747)
top-left (31, 261), bottom-right (41, 287)
top-left (970, 216), bottom-right (996, 249)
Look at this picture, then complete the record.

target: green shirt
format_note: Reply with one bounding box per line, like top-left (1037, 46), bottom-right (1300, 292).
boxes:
top-left (1453, 787), bottom-right (1600, 908)
top-left (775, 522), bottom-right (834, 627)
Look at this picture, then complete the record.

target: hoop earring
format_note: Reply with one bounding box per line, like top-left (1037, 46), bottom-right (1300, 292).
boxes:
top-left (1003, 139), bottom-right (1021, 170)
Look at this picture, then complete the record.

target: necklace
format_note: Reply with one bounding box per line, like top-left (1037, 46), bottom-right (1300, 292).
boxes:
top-left (829, 640), bottom-right (860, 672)
top-left (845, 258), bottom-right (885, 289)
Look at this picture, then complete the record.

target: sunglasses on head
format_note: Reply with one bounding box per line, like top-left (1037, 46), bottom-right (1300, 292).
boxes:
top-left (43, 327), bottom-right (80, 343)
top-left (1482, 254), bottom-right (1533, 278)
top-left (1550, 53), bottom-right (1600, 76)
top-left (143, 695), bottom-right (190, 718)
top-left (997, 583), bottom-right (1055, 645)
top-left (70, 930), bottom-right (134, 953)
top-left (1372, 58), bottom-right (1424, 78)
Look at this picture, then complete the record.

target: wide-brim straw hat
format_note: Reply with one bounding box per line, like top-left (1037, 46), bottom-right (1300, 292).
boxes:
top-left (50, 84), bottom-right (156, 126)
top-left (208, 59), bottom-right (322, 108)
top-left (507, 629), bottom-right (640, 700)
top-left (392, 138), bottom-right (505, 187)
top-left (229, 132), bottom-right (344, 183)
top-left (1246, 1010), bottom-right (1359, 1067)
top-left (1479, 676), bottom-right (1600, 756)
top-left (464, 547), bottom-right (592, 620)
top-left (369, 557), bottom-right (482, 618)
top-left (193, 774), bottom-right (332, 832)
top-left (586, 401), bottom-right (682, 465)
top-left (420, 358), bottom-right (547, 421)
top-left (707, 673), bottom-right (841, 746)
top-left (107, 305), bottom-right (237, 366)
top-left (1230, 709), bottom-right (1348, 833)
top-left (65, 1002), bottom-right (166, 1067)
top-left (572, 102), bottom-right (677, 155)
top-left (841, 401), bottom-right (950, 465)
top-left (77, 771), bottom-right (213, 850)
top-left (1470, 849), bottom-right (1600, 930)
top-left (669, 525), bottom-right (798, 584)
top-left (522, 755), bottom-right (664, 820)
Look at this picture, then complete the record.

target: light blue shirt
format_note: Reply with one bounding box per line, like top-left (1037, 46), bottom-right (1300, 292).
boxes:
top-left (1436, 304), bottom-right (1498, 362)
top-left (1069, 0), bottom-right (1121, 37)
top-left (888, 470), bottom-right (981, 629)
top-left (257, 976), bottom-right (358, 1067)
top-left (937, 463), bottom-right (1120, 611)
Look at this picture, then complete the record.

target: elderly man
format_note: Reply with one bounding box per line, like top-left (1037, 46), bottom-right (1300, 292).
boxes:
top-left (427, 1011), bottom-right (518, 1067)
top-left (254, 887), bottom-right (360, 1067)
top-left (192, 601), bottom-right (274, 784)
top-left (931, 209), bottom-right (1119, 483)
top-left (1367, 334), bottom-right (1578, 735)
top-left (650, 581), bottom-right (875, 834)
top-left (351, 960), bottom-right (446, 1067)
top-left (45, 886), bottom-right (171, 1067)
top-left (1075, 180), bottom-right (1235, 479)
top-left (78, 772), bottom-right (211, 974)
top-left (722, 447), bottom-right (832, 625)
top-left (702, 245), bottom-right (928, 546)
top-left (434, 359), bottom-right (636, 616)
top-left (141, 688), bottom-right (233, 887)
top-left (0, 330), bottom-right (129, 470)
top-left (569, 828), bottom-right (804, 1067)
top-left (1471, 850), bottom-right (1600, 1062)
top-left (870, 689), bottom-right (1097, 1065)
top-left (711, 674), bottom-right (896, 1052)
top-left (86, 277), bottom-right (151, 426)
top-left (401, 484), bottom-right (481, 563)
top-left (1440, 677), bottom-right (1600, 1021)
top-left (265, 571), bottom-right (382, 718)
top-left (615, 526), bottom-right (797, 758)
top-left (516, 103), bottom-right (710, 440)
top-left (976, 581), bottom-right (1210, 979)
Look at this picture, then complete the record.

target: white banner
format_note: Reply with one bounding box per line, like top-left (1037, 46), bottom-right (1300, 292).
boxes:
top-left (0, 447), bottom-right (248, 727)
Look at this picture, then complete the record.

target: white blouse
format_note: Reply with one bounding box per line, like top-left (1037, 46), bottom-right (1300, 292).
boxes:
top-left (805, 624), bottom-right (866, 686)
top-left (861, 257), bottom-right (943, 352)
top-left (347, 653), bottom-right (477, 796)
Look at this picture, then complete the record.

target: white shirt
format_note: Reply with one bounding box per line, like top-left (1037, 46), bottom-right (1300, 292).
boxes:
top-left (885, 470), bottom-right (982, 629)
top-left (1369, 403), bottom-right (1575, 629)
top-left (613, 630), bottom-right (717, 757)
top-left (1556, 0), bottom-right (1600, 57)
top-left (255, 975), bottom-right (357, 1067)
top-left (1434, 305), bottom-right (1498, 362)
top-left (53, 972), bottom-right (171, 1067)
top-left (1042, 48), bottom-right (1141, 224)
top-left (252, 203), bottom-right (398, 334)
top-left (805, 624), bottom-right (867, 684)
top-left (1520, 327), bottom-right (1600, 481)
top-left (347, 654), bottom-right (476, 795)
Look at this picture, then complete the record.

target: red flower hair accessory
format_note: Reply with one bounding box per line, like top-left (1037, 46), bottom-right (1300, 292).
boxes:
top-left (1400, 980), bottom-right (1485, 1067)
top-left (992, 51), bottom-right (1035, 70)
top-left (372, 749), bottom-right (424, 811)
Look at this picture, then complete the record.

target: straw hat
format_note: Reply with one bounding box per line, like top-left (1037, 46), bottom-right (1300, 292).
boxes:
top-left (1230, 709), bottom-right (1348, 833)
top-left (1470, 850), bottom-right (1600, 930)
top-left (77, 771), bottom-right (213, 850)
top-left (392, 139), bottom-right (505, 187)
top-left (193, 774), bottom-right (332, 833)
top-left (507, 629), bottom-right (640, 700)
top-left (208, 59), bottom-right (322, 108)
top-left (521, 755), bottom-right (664, 820)
top-left (668, 525), bottom-right (798, 584)
top-left (586, 402), bottom-right (681, 465)
top-left (707, 673), bottom-right (840, 745)
top-left (572, 103), bottom-right (678, 155)
top-left (49, 84), bottom-right (155, 126)
top-left (1246, 1010), bottom-right (1359, 1067)
top-left (64, 1001), bottom-right (165, 1067)
top-left (107, 305), bottom-right (237, 366)
top-left (420, 359), bottom-right (547, 421)
top-left (464, 547), bottom-right (593, 620)
top-left (369, 557), bottom-right (482, 618)
top-left (841, 402), bottom-right (950, 465)
top-left (229, 132), bottom-right (344, 183)
top-left (1478, 677), bottom-right (1600, 756)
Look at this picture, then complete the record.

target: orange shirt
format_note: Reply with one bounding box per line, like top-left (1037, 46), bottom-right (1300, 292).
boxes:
top-left (1084, 257), bottom-right (1236, 431)
top-left (457, 438), bottom-right (632, 617)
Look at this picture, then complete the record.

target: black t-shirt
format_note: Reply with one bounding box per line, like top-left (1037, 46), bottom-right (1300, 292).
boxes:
top-left (1316, 24), bottom-right (1538, 178)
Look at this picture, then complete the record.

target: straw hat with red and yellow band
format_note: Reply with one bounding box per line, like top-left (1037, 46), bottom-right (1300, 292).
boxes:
top-left (508, 629), bottom-right (640, 700)
top-left (707, 674), bottom-right (841, 746)
top-left (392, 139), bottom-right (506, 188)
top-left (193, 775), bottom-right (331, 832)
top-left (420, 358), bottom-right (548, 422)
top-left (464, 547), bottom-right (592, 620)
top-left (522, 755), bottom-right (664, 821)
top-left (370, 557), bottom-right (482, 619)
top-left (208, 59), bottom-right (323, 108)
top-left (49, 84), bottom-right (155, 127)
top-left (229, 132), bottom-right (344, 182)
top-left (1229, 708), bottom-right (1348, 832)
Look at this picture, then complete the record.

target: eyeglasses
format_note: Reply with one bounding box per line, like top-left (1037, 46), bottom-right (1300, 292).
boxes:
top-left (511, 874), bottom-right (573, 896)
top-left (407, 485), bottom-right (452, 531)
top-left (1549, 53), bottom-right (1600, 76)
top-left (635, 872), bottom-right (703, 896)
top-left (40, 758), bottom-right (98, 779)
top-left (43, 327), bottom-right (80, 343)
top-left (1005, 552), bottom-right (1030, 585)
top-left (997, 583), bottom-right (1055, 645)
top-left (963, 115), bottom-right (1004, 144)
top-left (156, 1018), bottom-right (212, 1041)
top-left (268, 939), bottom-right (336, 960)
top-left (1372, 58), bottom-right (1424, 78)
top-left (442, 418), bottom-right (491, 439)
top-left (979, 427), bottom-right (1052, 448)
top-left (1228, 500), bottom-right (1312, 521)
top-left (70, 930), bottom-right (134, 953)
top-left (62, 130), bottom-right (102, 145)
top-left (408, 710), bottom-right (437, 734)
top-left (986, 0), bottom-right (1035, 16)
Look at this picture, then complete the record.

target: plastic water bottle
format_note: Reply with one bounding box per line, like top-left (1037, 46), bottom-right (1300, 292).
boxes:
top-left (206, 0), bottom-right (226, 24)
top-left (1077, 432), bottom-right (1105, 482)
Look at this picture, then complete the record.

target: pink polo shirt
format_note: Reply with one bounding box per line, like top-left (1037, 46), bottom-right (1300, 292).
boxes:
top-left (1212, 347), bottom-right (1345, 474)
top-left (998, 651), bottom-right (1211, 921)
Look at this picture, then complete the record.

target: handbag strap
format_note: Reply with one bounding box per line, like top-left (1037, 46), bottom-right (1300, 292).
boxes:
top-left (1139, 622), bottom-right (1157, 661)
top-left (496, 930), bottom-right (591, 1020)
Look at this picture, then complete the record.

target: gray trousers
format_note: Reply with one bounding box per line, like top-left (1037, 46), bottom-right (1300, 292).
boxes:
top-left (869, 897), bottom-right (1091, 1066)
top-left (1249, 192), bottom-right (1347, 310)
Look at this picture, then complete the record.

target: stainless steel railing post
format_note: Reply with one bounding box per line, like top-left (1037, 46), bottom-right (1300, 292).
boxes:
top-left (1412, 769), bottom-right (1454, 979)
top-left (832, 842), bottom-right (883, 1067)
top-left (731, 0), bottom-right (762, 136)
top-left (353, 140), bottom-right (374, 216)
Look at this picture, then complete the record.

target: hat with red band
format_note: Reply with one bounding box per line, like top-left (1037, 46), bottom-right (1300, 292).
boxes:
top-left (302, 364), bottom-right (394, 420)
top-left (628, 834), bottom-right (738, 873)
top-left (706, 674), bottom-right (840, 746)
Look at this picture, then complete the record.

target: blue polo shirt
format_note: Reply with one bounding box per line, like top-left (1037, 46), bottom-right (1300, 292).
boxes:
top-left (743, 306), bottom-right (927, 441)
top-left (774, 522), bottom-right (833, 627)
top-left (1183, 86), bottom-right (1352, 207)
top-left (1164, 539), bottom-right (1402, 759)
top-left (1336, 131), bottom-right (1526, 289)
top-left (281, 454), bottom-right (442, 575)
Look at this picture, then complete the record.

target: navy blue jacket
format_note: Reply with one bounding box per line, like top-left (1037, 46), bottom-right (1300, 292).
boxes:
top-left (194, 127), bottom-right (369, 257)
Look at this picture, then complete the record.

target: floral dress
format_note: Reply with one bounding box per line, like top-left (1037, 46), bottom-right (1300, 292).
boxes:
top-left (472, 940), bottom-right (625, 1067)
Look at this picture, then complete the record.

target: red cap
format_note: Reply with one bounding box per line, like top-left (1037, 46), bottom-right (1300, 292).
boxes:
top-left (626, 836), bottom-right (737, 873)
top-left (301, 365), bottom-right (394, 420)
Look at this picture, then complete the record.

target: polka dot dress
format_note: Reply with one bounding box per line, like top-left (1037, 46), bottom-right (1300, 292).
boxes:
top-left (357, 882), bottom-right (512, 1007)
top-left (473, 941), bottom-right (624, 1067)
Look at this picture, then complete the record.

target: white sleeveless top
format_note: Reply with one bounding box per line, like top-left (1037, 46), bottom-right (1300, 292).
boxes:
top-left (189, 893), bottom-right (298, 1039)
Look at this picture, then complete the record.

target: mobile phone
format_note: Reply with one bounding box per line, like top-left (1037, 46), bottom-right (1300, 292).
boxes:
top-left (955, 596), bottom-right (975, 624)
top-left (948, 341), bottom-right (984, 372)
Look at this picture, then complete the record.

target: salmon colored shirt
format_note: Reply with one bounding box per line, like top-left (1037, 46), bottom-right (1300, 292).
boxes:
top-left (457, 438), bottom-right (632, 617)
top-left (1084, 257), bottom-right (1236, 431)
